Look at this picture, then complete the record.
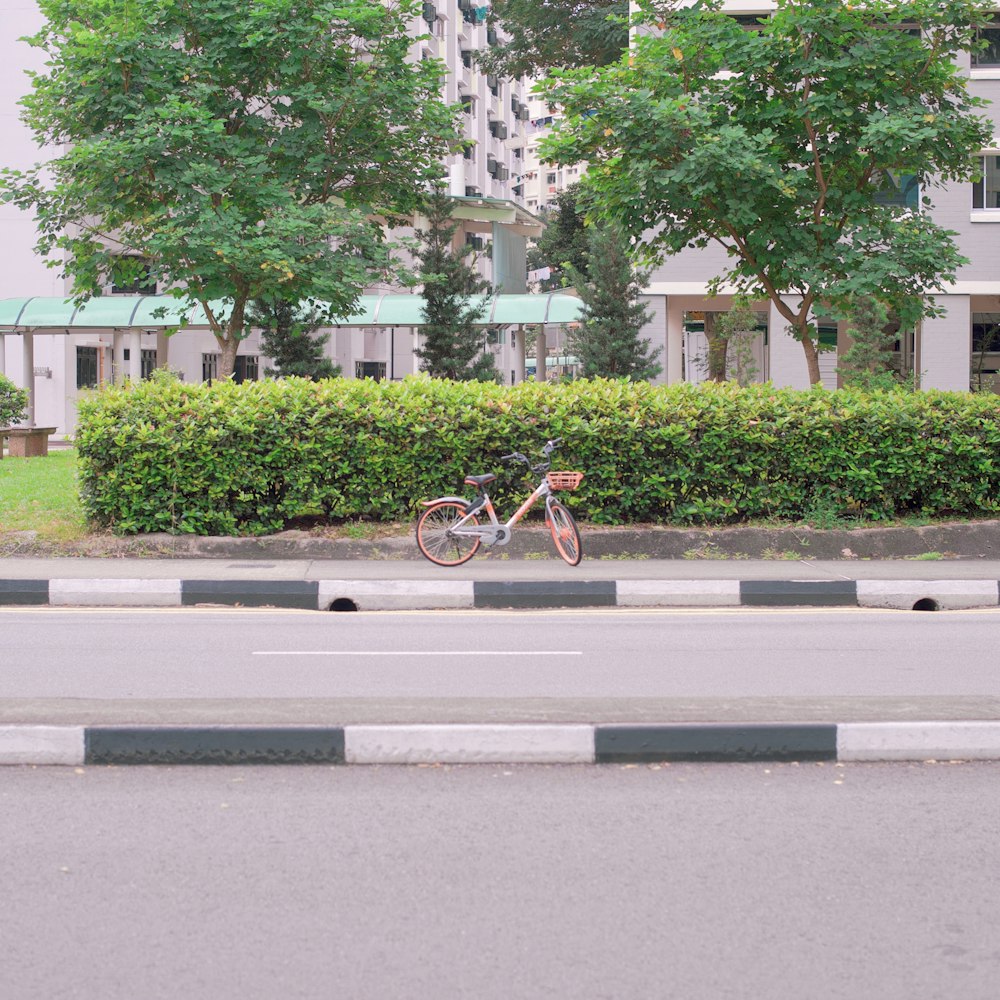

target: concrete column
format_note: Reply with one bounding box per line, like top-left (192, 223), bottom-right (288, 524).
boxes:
top-left (21, 332), bottom-right (35, 426)
top-left (514, 325), bottom-right (525, 385)
top-left (920, 295), bottom-right (970, 391)
top-left (112, 331), bottom-right (125, 386)
top-left (640, 295), bottom-right (668, 385)
top-left (128, 330), bottom-right (142, 382)
top-left (156, 331), bottom-right (169, 370)
top-left (767, 300), bottom-right (811, 389)
top-left (665, 296), bottom-right (685, 385)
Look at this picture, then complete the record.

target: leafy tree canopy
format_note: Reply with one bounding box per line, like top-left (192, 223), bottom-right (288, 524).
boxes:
top-left (541, 0), bottom-right (995, 384)
top-left (479, 0), bottom-right (629, 77)
top-left (2, 0), bottom-right (460, 379)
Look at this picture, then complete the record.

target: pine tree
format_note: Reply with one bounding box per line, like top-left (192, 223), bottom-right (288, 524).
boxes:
top-left (414, 187), bottom-right (498, 382)
top-left (526, 183), bottom-right (590, 291)
top-left (251, 299), bottom-right (341, 380)
top-left (838, 297), bottom-right (907, 391)
top-left (565, 224), bottom-right (661, 381)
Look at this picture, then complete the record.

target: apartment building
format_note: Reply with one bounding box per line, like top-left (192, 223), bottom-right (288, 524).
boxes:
top-left (0, 0), bottom-right (542, 434)
top-left (634, 2), bottom-right (1000, 391)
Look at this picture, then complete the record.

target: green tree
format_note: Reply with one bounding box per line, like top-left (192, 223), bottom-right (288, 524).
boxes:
top-left (479, 0), bottom-right (628, 78)
top-left (542, 0), bottom-right (995, 385)
top-left (716, 297), bottom-right (761, 387)
top-left (2, 0), bottom-right (460, 381)
top-left (527, 184), bottom-right (591, 291)
top-left (565, 223), bottom-right (661, 380)
top-left (0, 374), bottom-right (29, 427)
top-left (414, 187), bottom-right (498, 382)
top-left (250, 299), bottom-right (341, 381)
top-left (838, 297), bottom-right (914, 391)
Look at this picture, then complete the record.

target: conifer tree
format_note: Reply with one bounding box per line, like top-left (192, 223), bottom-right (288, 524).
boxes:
top-left (251, 299), bottom-right (341, 380)
top-left (565, 224), bottom-right (661, 381)
top-left (414, 187), bottom-right (498, 382)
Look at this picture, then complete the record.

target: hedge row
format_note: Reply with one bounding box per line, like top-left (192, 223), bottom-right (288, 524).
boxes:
top-left (75, 375), bottom-right (1000, 535)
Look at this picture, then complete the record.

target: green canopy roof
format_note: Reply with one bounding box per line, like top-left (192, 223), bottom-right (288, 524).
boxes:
top-left (0, 293), bottom-right (583, 331)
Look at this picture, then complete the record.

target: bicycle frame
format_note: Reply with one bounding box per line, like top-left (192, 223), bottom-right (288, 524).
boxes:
top-left (423, 475), bottom-right (555, 547)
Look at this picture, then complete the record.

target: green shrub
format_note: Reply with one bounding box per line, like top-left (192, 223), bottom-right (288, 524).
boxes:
top-left (75, 376), bottom-right (1000, 535)
top-left (0, 374), bottom-right (29, 427)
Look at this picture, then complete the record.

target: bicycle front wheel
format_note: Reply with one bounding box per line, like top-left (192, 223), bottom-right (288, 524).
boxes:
top-left (416, 502), bottom-right (482, 567)
top-left (547, 499), bottom-right (582, 566)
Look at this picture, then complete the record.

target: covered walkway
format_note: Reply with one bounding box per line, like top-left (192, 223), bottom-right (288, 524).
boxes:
top-left (0, 292), bottom-right (584, 426)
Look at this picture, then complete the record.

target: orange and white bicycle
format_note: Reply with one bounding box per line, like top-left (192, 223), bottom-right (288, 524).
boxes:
top-left (416, 438), bottom-right (583, 567)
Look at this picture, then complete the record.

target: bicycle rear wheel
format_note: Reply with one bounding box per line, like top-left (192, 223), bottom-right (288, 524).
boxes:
top-left (547, 499), bottom-right (582, 566)
top-left (416, 502), bottom-right (482, 567)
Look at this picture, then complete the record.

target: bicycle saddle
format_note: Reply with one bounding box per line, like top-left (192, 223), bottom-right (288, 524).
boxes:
top-left (464, 473), bottom-right (497, 488)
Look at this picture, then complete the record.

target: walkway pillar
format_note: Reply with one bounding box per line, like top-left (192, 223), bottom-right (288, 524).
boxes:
top-left (21, 332), bottom-right (35, 426)
top-left (156, 331), bottom-right (169, 371)
top-left (128, 330), bottom-right (142, 382)
top-left (0, 332), bottom-right (6, 376)
top-left (112, 331), bottom-right (125, 386)
top-left (665, 296), bottom-right (685, 385)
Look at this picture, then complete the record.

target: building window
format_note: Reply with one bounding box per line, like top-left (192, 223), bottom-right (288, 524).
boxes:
top-left (355, 360), bottom-right (386, 381)
top-left (76, 346), bottom-right (99, 389)
top-left (973, 155), bottom-right (1000, 209)
top-left (141, 349), bottom-right (158, 379)
top-left (202, 353), bottom-right (218, 383)
top-left (546, 172), bottom-right (557, 184)
top-left (973, 15), bottom-right (1000, 66)
top-left (874, 172), bottom-right (920, 209)
top-left (973, 313), bottom-right (1000, 353)
top-left (487, 327), bottom-right (506, 346)
top-left (234, 355), bottom-right (259, 384)
top-left (730, 13), bottom-right (770, 30)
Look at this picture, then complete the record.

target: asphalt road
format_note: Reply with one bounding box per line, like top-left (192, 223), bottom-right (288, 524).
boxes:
top-left (4, 761), bottom-right (1000, 1000)
top-left (2, 606), bottom-right (999, 702)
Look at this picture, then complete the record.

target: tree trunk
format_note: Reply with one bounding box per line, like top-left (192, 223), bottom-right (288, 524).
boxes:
top-left (216, 335), bottom-right (240, 381)
top-left (214, 298), bottom-right (247, 381)
top-left (703, 312), bottom-right (727, 382)
top-left (797, 320), bottom-right (822, 386)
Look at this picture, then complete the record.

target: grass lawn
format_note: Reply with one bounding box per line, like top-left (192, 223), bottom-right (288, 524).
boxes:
top-left (0, 448), bottom-right (89, 542)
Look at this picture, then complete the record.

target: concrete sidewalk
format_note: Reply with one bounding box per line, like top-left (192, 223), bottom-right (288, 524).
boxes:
top-left (2, 556), bottom-right (1000, 610)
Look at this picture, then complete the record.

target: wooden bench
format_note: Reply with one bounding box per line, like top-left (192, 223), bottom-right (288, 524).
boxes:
top-left (0, 427), bottom-right (58, 458)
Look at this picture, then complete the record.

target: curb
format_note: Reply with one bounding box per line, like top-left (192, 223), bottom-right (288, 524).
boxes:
top-left (4, 722), bottom-right (1000, 765)
top-left (0, 578), bottom-right (1000, 611)
top-left (2, 577), bottom-right (1000, 610)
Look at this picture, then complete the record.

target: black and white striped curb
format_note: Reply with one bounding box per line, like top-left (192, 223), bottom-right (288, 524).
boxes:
top-left (2, 577), bottom-right (1000, 610)
top-left (4, 722), bottom-right (1000, 765)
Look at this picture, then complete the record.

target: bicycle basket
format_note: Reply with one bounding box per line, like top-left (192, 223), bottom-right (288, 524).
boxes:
top-left (546, 471), bottom-right (584, 491)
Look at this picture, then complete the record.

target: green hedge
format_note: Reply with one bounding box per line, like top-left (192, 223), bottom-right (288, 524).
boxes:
top-left (75, 375), bottom-right (1000, 535)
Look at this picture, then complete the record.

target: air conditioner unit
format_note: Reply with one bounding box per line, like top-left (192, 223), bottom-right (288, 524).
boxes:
top-left (517, 103), bottom-right (529, 121)
top-left (497, 165), bottom-right (509, 182)
top-left (466, 234), bottom-right (485, 251)
top-left (486, 156), bottom-right (498, 176)
top-left (487, 27), bottom-right (498, 45)
top-left (458, 0), bottom-right (473, 9)
top-left (489, 121), bottom-right (508, 140)
top-left (465, 185), bottom-right (481, 197)
top-left (486, 74), bottom-right (498, 90)
top-left (422, 2), bottom-right (436, 23)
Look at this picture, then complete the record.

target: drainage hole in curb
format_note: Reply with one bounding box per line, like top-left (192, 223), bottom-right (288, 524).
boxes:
top-left (912, 597), bottom-right (940, 612)
top-left (328, 598), bottom-right (359, 612)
